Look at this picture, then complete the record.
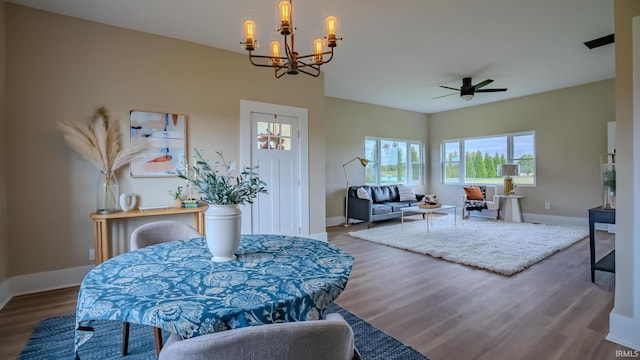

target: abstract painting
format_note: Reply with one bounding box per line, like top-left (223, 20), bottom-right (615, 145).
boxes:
top-left (130, 110), bottom-right (186, 177)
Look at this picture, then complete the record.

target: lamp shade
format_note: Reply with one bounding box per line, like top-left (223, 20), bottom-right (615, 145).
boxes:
top-left (497, 164), bottom-right (519, 177)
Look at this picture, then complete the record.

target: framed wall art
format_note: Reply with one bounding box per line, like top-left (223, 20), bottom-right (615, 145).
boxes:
top-left (130, 110), bottom-right (187, 177)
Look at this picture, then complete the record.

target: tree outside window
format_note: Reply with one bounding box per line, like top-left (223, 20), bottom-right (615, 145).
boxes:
top-left (443, 132), bottom-right (535, 185)
top-left (366, 138), bottom-right (423, 185)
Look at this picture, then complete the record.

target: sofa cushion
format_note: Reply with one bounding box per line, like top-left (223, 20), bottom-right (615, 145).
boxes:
top-left (371, 186), bottom-right (399, 203)
top-left (383, 201), bottom-right (413, 212)
top-left (398, 185), bottom-right (416, 201)
top-left (356, 187), bottom-right (371, 200)
top-left (371, 203), bottom-right (393, 215)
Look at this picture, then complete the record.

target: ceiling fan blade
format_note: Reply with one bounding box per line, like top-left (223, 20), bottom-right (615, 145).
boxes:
top-left (476, 88), bottom-right (507, 93)
top-left (439, 86), bottom-right (460, 91)
top-left (473, 79), bottom-right (494, 89)
top-left (432, 93), bottom-right (458, 99)
top-left (584, 34), bottom-right (614, 49)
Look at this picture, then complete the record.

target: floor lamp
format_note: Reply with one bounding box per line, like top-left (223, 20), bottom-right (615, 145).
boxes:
top-left (343, 157), bottom-right (370, 226)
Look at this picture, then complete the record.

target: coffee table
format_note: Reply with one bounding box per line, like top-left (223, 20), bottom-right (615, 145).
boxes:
top-left (401, 205), bottom-right (457, 233)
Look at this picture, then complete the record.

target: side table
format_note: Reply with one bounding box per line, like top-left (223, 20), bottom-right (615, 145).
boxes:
top-left (499, 195), bottom-right (524, 222)
top-left (588, 206), bottom-right (615, 282)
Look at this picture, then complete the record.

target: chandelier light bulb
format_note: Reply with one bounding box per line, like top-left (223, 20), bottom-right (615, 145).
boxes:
top-left (244, 20), bottom-right (256, 50)
top-left (325, 16), bottom-right (337, 35)
top-left (325, 16), bottom-right (338, 46)
top-left (314, 38), bottom-right (324, 63)
top-left (270, 41), bottom-right (281, 65)
top-left (271, 41), bottom-right (281, 57)
top-left (279, 1), bottom-right (291, 26)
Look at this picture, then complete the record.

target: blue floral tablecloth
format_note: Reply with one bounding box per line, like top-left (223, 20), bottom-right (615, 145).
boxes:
top-left (74, 234), bottom-right (354, 353)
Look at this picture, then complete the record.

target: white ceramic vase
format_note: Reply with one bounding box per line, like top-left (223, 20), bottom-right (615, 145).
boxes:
top-left (204, 204), bottom-right (242, 262)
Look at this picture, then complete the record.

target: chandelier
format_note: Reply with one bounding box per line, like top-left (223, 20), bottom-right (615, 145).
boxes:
top-left (241, 0), bottom-right (341, 78)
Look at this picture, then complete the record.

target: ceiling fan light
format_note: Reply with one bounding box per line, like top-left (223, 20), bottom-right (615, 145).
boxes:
top-left (461, 94), bottom-right (473, 101)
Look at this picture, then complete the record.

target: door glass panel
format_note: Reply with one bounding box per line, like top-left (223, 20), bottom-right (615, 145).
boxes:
top-left (257, 122), bottom-right (291, 151)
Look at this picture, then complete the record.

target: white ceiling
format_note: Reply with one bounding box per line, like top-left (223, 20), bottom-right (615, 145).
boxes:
top-left (7, 0), bottom-right (615, 114)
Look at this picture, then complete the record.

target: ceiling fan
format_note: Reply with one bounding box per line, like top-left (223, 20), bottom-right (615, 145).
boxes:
top-left (435, 77), bottom-right (507, 101)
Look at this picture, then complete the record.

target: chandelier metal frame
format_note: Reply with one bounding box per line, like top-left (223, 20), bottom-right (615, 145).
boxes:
top-left (241, 0), bottom-right (341, 78)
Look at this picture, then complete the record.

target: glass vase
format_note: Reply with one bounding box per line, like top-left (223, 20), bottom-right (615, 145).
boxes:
top-left (601, 153), bottom-right (616, 209)
top-left (97, 170), bottom-right (119, 213)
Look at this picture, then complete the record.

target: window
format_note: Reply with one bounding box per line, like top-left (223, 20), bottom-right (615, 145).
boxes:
top-left (256, 121), bottom-right (291, 150)
top-left (365, 138), bottom-right (423, 185)
top-left (442, 132), bottom-right (535, 185)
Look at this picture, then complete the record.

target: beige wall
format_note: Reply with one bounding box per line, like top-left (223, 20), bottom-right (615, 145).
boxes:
top-left (4, 4), bottom-right (325, 276)
top-left (612, 0), bottom-right (640, 329)
top-left (0, 0), bottom-right (8, 286)
top-left (325, 97), bottom-right (428, 224)
top-left (429, 80), bottom-right (615, 219)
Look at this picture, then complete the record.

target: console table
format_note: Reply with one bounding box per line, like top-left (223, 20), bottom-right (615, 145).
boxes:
top-left (90, 205), bottom-right (207, 265)
top-left (588, 206), bottom-right (615, 282)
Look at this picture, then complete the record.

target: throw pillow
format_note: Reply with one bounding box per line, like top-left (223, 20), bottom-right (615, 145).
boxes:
top-left (398, 185), bottom-right (416, 201)
top-left (463, 186), bottom-right (484, 201)
top-left (356, 187), bottom-right (371, 200)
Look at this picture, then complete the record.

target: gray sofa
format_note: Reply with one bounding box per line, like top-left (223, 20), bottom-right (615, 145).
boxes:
top-left (347, 185), bottom-right (424, 226)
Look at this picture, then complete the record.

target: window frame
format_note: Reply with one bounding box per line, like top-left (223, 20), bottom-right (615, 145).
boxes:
top-left (442, 131), bottom-right (536, 186)
top-left (365, 137), bottom-right (424, 186)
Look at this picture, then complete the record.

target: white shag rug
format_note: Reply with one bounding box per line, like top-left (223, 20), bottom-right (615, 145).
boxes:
top-left (348, 219), bottom-right (589, 276)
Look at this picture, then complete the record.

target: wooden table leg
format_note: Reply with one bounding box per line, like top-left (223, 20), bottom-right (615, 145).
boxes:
top-left (196, 212), bottom-right (205, 235)
top-left (154, 327), bottom-right (163, 355)
top-left (93, 219), bottom-right (110, 266)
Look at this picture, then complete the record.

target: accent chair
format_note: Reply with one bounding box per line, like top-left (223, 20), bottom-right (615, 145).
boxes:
top-left (461, 185), bottom-right (500, 220)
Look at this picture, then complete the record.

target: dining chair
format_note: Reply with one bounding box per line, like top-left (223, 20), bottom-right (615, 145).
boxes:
top-left (122, 220), bottom-right (203, 356)
top-left (158, 313), bottom-right (361, 360)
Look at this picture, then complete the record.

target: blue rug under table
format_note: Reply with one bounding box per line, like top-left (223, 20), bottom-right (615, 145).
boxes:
top-left (19, 303), bottom-right (428, 360)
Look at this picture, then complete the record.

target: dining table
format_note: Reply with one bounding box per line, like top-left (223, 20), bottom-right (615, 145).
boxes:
top-left (74, 234), bottom-right (354, 357)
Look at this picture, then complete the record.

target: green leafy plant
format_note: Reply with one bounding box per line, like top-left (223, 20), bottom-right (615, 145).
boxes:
top-left (168, 186), bottom-right (184, 200)
top-left (175, 149), bottom-right (268, 205)
top-left (603, 168), bottom-right (616, 194)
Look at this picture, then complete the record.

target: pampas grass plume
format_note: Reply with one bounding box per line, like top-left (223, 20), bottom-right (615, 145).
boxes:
top-left (59, 107), bottom-right (148, 172)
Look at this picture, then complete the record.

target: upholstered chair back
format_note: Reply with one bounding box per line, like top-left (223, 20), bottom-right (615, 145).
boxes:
top-left (131, 220), bottom-right (202, 250)
top-left (158, 313), bottom-right (359, 360)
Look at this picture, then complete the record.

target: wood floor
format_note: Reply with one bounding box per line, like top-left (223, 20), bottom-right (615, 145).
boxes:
top-left (0, 217), bottom-right (630, 359)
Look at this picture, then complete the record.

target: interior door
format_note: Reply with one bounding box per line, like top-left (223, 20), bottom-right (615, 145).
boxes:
top-left (251, 113), bottom-right (300, 235)
top-left (240, 100), bottom-right (309, 236)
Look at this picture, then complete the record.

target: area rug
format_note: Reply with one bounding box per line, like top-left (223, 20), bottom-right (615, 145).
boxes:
top-left (348, 219), bottom-right (589, 276)
top-left (19, 303), bottom-right (428, 360)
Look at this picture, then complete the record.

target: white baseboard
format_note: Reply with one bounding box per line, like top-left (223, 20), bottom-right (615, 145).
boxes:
top-left (522, 213), bottom-right (588, 226)
top-left (0, 265), bottom-right (93, 311)
top-left (308, 231), bottom-right (328, 242)
top-left (326, 216), bottom-right (344, 227)
top-left (607, 311), bottom-right (640, 351)
top-left (0, 279), bottom-right (11, 310)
